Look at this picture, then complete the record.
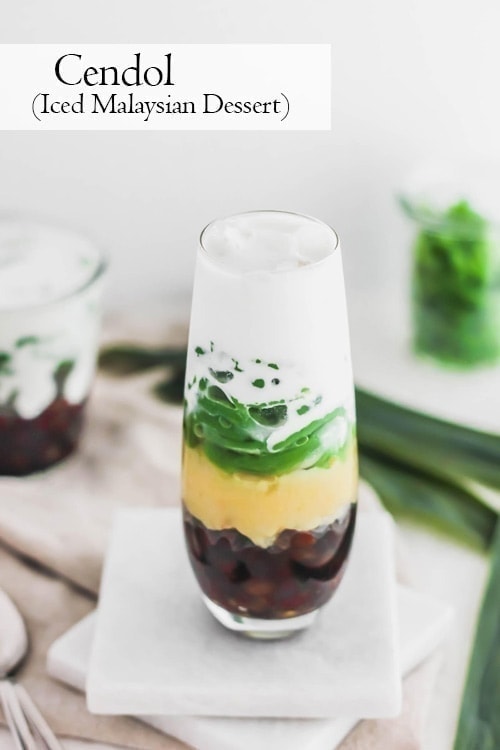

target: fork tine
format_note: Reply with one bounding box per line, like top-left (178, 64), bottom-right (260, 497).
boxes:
top-left (1, 682), bottom-right (37, 750)
top-left (0, 682), bottom-right (26, 750)
top-left (15, 684), bottom-right (64, 750)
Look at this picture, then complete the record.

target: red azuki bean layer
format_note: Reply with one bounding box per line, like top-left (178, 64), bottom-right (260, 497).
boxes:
top-left (183, 503), bottom-right (356, 620)
top-left (0, 398), bottom-right (86, 476)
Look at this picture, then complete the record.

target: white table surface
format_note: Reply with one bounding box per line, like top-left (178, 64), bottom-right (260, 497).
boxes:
top-left (0, 517), bottom-right (488, 750)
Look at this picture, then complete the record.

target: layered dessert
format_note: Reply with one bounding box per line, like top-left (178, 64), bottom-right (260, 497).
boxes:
top-left (0, 221), bottom-right (106, 474)
top-left (182, 211), bottom-right (357, 631)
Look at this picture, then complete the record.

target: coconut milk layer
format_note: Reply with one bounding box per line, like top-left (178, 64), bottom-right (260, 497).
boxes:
top-left (186, 212), bottom-right (354, 446)
top-left (0, 222), bottom-right (105, 418)
top-left (0, 221), bottom-right (101, 310)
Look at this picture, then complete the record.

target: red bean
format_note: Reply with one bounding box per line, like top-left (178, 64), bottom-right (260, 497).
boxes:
top-left (183, 504), bottom-right (357, 620)
top-left (0, 398), bottom-right (86, 476)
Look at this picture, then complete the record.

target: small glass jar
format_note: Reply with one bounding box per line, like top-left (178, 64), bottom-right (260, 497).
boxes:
top-left (0, 220), bottom-right (107, 475)
top-left (400, 168), bottom-right (500, 368)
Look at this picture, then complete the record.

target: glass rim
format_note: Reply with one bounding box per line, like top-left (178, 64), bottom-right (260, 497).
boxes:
top-left (399, 193), bottom-right (500, 238)
top-left (199, 209), bottom-right (340, 273)
top-left (398, 158), bottom-right (500, 236)
top-left (0, 220), bottom-right (108, 314)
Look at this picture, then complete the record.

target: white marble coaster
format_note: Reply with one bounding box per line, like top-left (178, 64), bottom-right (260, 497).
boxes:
top-left (86, 509), bottom-right (400, 718)
top-left (47, 587), bottom-right (453, 750)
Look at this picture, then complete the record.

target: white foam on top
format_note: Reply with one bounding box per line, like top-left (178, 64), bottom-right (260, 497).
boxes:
top-left (0, 221), bottom-right (102, 310)
top-left (186, 214), bottom-right (354, 443)
top-left (201, 211), bottom-right (337, 273)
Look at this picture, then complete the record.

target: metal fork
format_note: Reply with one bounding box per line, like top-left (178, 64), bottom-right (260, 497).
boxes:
top-left (1, 681), bottom-right (63, 750)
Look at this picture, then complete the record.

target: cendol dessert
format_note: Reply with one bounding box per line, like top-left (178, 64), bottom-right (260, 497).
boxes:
top-left (0, 221), bottom-right (106, 474)
top-left (182, 211), bottom-right (358, 632)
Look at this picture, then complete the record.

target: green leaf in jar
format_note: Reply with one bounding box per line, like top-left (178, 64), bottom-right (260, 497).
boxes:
top-left (411, 200), bottom-right (500, 366)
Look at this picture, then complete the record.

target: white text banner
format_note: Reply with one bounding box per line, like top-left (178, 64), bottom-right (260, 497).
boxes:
top-left (0, 44), bottom-right (331, 131)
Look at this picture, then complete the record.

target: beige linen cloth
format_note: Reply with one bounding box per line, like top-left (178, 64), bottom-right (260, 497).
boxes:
top-left (0, 320), bottom-right (440, 750)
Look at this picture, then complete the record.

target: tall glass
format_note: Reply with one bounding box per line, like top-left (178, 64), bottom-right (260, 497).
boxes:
top-left (182, 211), bottom-right (358, 639)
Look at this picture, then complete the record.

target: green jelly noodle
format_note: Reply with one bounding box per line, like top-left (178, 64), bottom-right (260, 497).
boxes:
top-left (411, 200), bottom-right (500, 367)
top-left (184, 381), bottom-right (352, 476)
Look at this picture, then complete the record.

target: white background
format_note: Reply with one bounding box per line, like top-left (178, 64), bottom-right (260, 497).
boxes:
top-left (1, 0), bottom-right (499, 311)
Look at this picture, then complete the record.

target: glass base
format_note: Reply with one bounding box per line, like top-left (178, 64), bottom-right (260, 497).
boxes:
top-left (202, 595), bottom-right (318, 640)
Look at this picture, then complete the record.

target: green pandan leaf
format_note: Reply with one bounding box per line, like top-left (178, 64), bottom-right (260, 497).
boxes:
top-left (356, 389), bottom-right (500, 492)
top-left (152, 368), bottom-right (185, 404)
top-left (454, 520), bottom-right (500, 749)
top-left (15, 335), bottom-right (40, 348)
top-left (99, 345), bottom-right (186, 375)
top-left (359, 450), bottom-right (496, 551)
